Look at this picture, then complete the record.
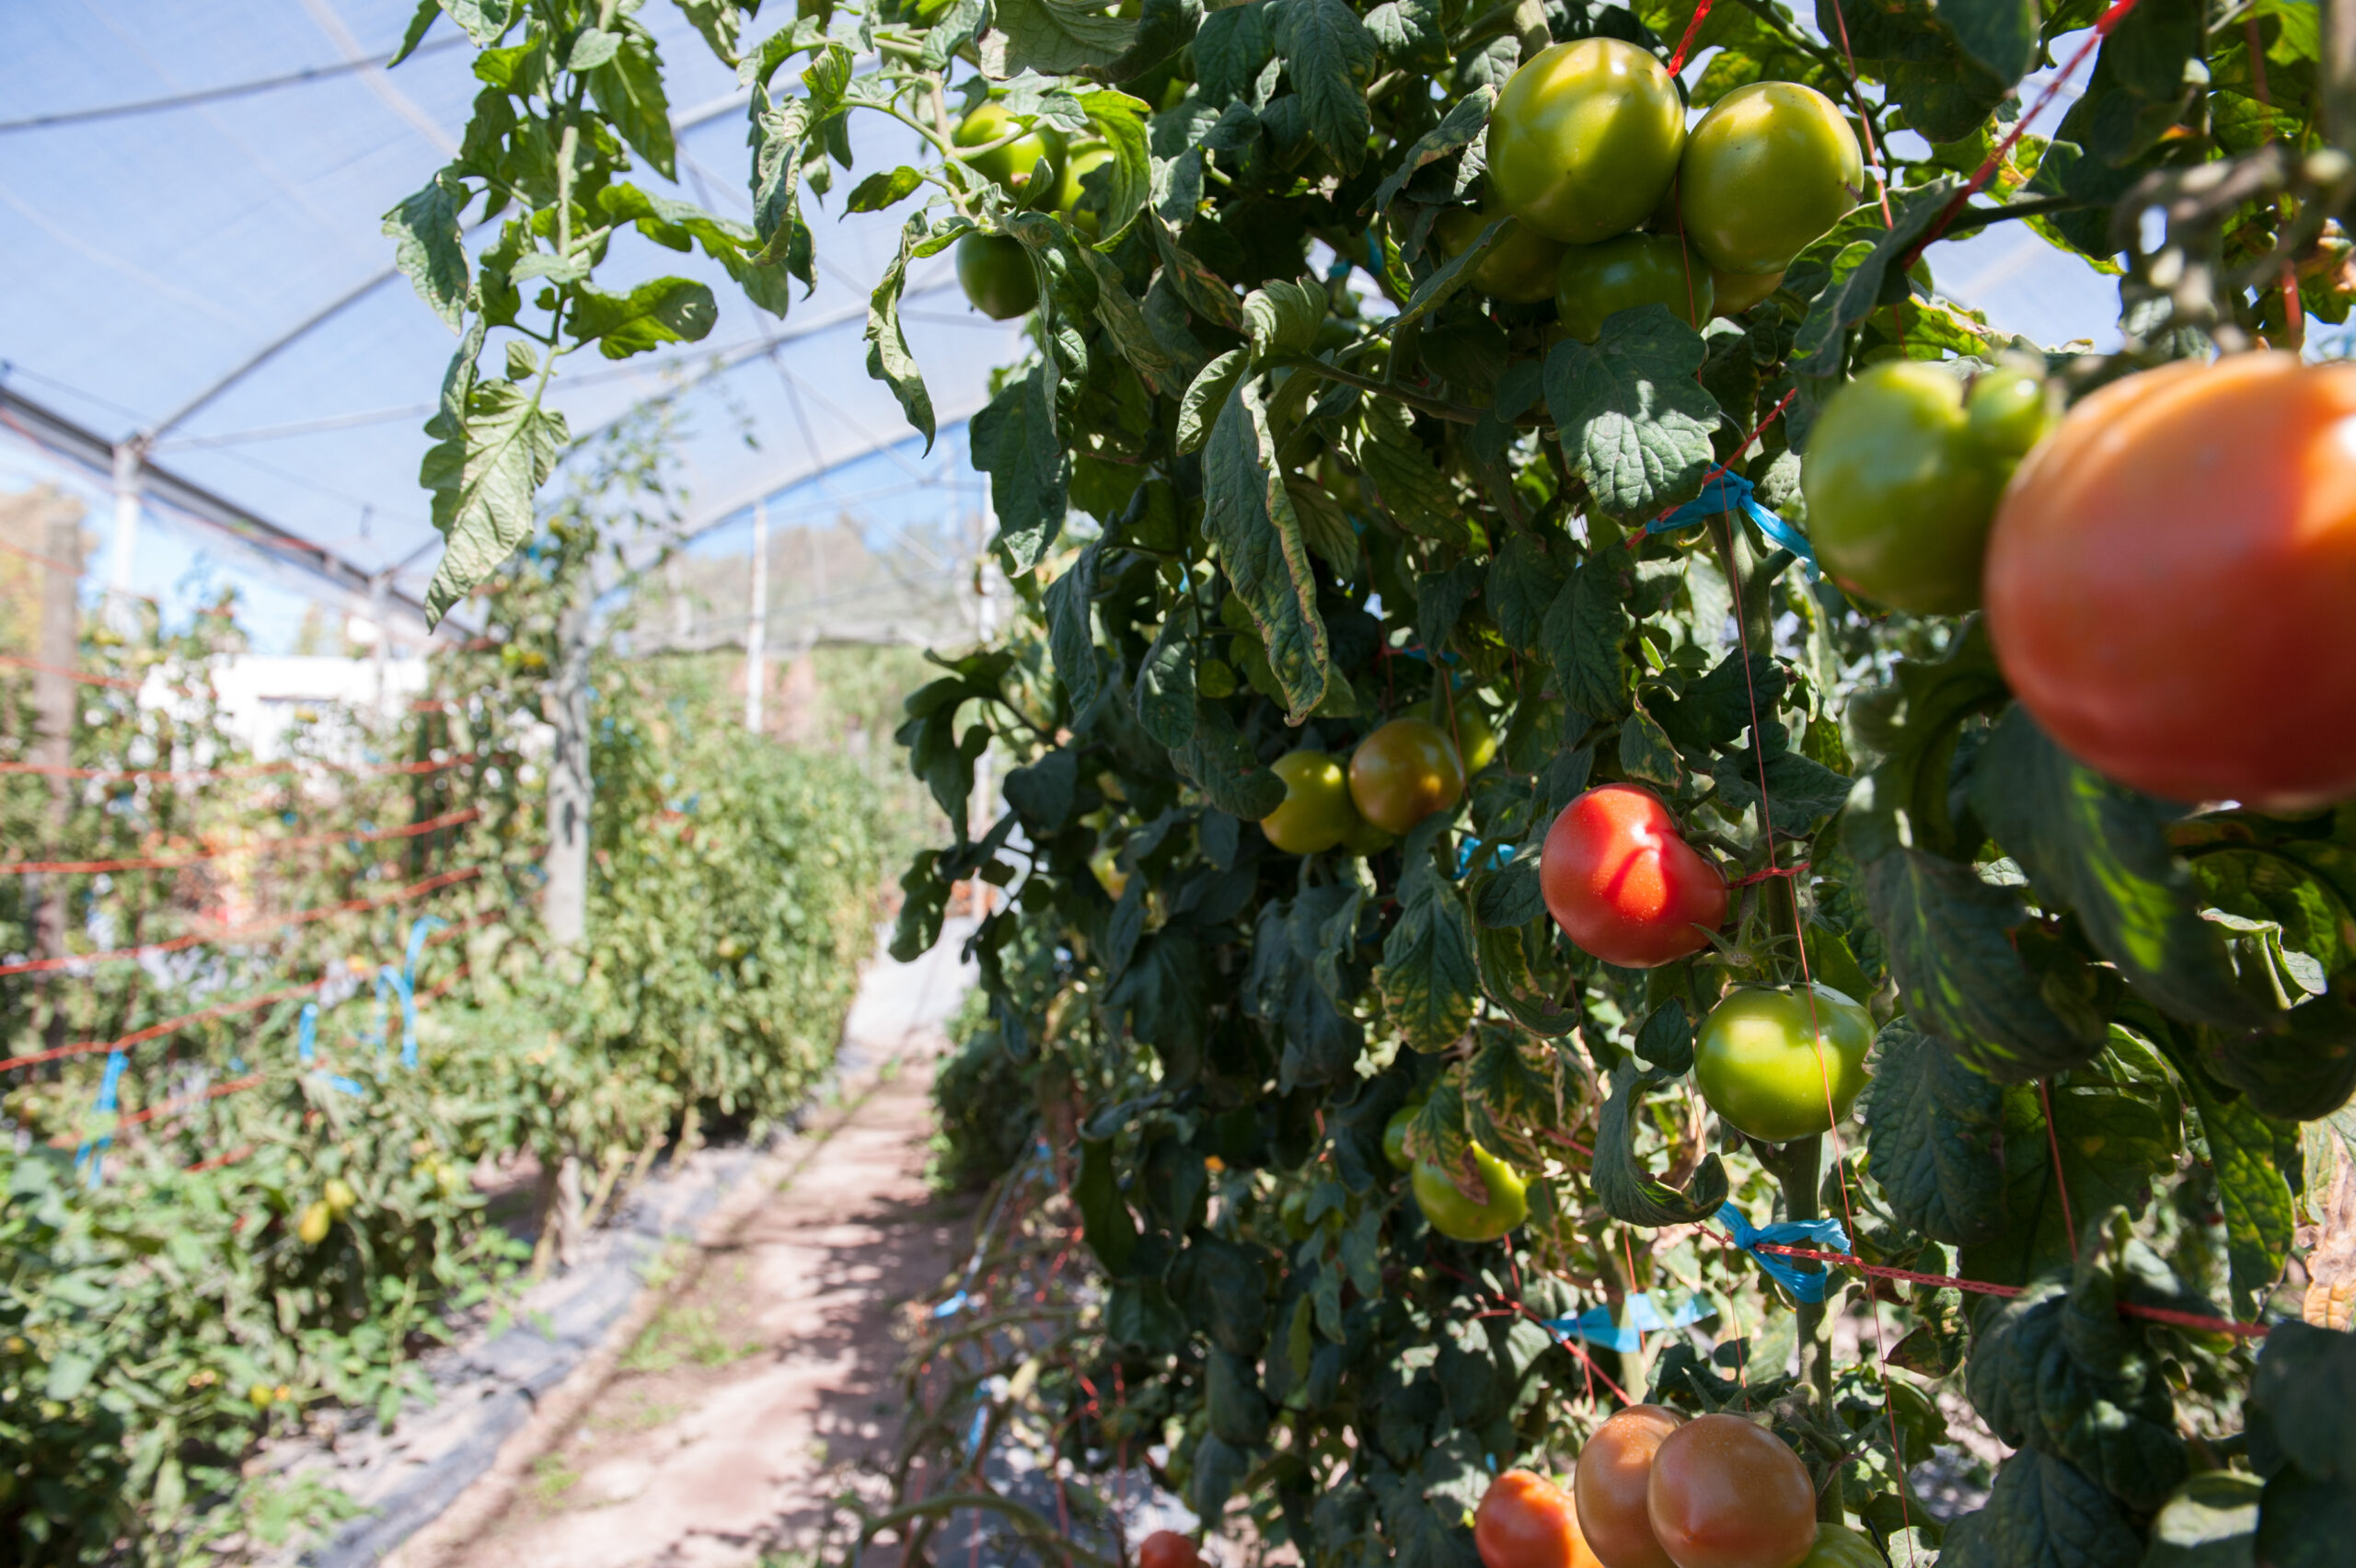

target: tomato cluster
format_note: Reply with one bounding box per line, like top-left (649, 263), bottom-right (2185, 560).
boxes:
top-left (1473, 42), bottom-right (1862, 336)
top-left (1467, 1408), bottom-right (1824, 1568)
top-left (951, 98), bottom-right (1117, 318)
top-left (1258, 708), bottom-right (1495, 853)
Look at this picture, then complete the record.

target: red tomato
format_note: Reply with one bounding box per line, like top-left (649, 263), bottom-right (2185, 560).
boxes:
top-left (1138, 1530), bottom-right (1201, 1568)
top-left (1985, 352), bottom-right (2356, 809)
top-left (1477, 1470), bottom-right (1604, 1568)
top-left (1540, 786), bottom-right (1727, 968)
top-left (1645, 1414), bottom-right (1818, 1568)
top-left (1574, 1404), bottom-right (1684, 1568)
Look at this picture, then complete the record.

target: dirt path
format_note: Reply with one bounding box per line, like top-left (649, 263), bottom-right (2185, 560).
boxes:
top-left (386, 926), bottom-right (980, 1568)
top-left (456, 1054), bottom-right (967, 1568)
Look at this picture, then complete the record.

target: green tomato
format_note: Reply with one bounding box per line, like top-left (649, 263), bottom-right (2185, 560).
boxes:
top-left (1261, 750), bottom-right (1359, 855)
top-left (1057, 141), bottom-right (1114, 237)
top-left (1679, 82), bottom-right (1865, 276)
top-left (1710, 265), bottom-right (1785, 318)
top-left (1800, 360), bottom-right (2012, 615)
top-left (1692, 984), bottom-right (1873, 1144)
top-left (954, 101), bottom-right (1065, 205)
top-left (1412, 1144), bottom-right (1530, 1241)
top-left (1431, 205), bottom-right (1568, 305)
top-left (1486, 39), bottom-right (1686, 245)
top-left (1796, 1524), bottom-right (1887, 1568)
top-left (1553, 232), bottom-right (1715, 341)
top-left (1964, 360), bottom-right (2055, 459)
top-left (1382, 1101), bottom-right (1427, 1170)
top-left (955, 234), bottom-right (1038, 320)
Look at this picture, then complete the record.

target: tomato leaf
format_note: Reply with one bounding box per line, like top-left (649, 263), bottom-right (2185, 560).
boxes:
top-left (1937, 1449), bottom-right (2146, 1568)
top-left (1380, 821), bottom-right (1481, 1052)
top-left (567, 277), bottom-right (717, 359)
top-left (1542, 306), bottom-right (1725, 518)
top-left (1594, 1066), bottom-right (1729, 1228)
top-left (1353, 398), bottom-right (1465, 544)
top-left (1790, 184), bottom-right (1952, 386)
top-left (971, 360), bottom-right (1069, 571)
top-left (1970, 707), bottom-right (2270, 1032)
top-left (2174, 1059), bottom-right (2300, 1320)
top-left (1961, 1067), bottom-right (2182, 1289)
top-left (1542, 544), bottom-right (1634, 720)
top-left (1825, 0), bottom-right (2010, 141)
top-left (1171, 698), bottom-right (1286, 818)
top-left (1270, 0), bottom-right (1379, 176)
top-left (1204, 377), bottom-right (1334, 722)
top-left (1077, 1135), bottom-right (1141, 1274)
top-left (1044, 543), bottom-right (1104, 720)
top-left (2248, 1320), bottom-right (2356, 1565)
top-left (419, 379), bottom-right (569, 627)
top-left (586, 18), bottom-right (676, 179)
top-left (1195, 2), bottom-right (1274, 106)
top-left (1002, 746), bottom-right (1080, 830)
top-left (1485, 531), bottom-right (1565, 647)
top-left (982, 0), bottom-right (1141, 75)
top-left (382, 170), bottom-right (471, 329)
top-left (1370, 86), bottom-right (1493, 212)
top-left (1863, 1022), bottom-right (2007, 1245)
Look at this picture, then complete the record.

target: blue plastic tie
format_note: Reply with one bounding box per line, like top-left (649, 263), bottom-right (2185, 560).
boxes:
top-left (1715, 1202), bottom-right (1852, 1304)
top-left (1452, 837), bottom-right (1517, 879)
top-left (1647, 471), bottom-right (1817, 570)
top-left (75, 1048), bottom-right (129, 1187)
top-left (1540, 1290), bottom-right (1711, 1354)
top-left (298, 1002), bottom-right (367, 1098)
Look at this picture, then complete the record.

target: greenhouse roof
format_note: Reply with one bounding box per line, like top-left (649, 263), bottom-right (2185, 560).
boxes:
top-left (0, 0), bottom-right (2119, 640)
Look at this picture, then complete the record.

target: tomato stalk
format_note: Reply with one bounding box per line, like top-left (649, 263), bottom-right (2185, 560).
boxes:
top-left (1761, 1133), bottom-right (1837, 1468)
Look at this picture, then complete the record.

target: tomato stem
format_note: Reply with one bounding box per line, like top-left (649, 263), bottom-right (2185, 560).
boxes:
top-left (1765, 1132), bottom-right (1836, 1443)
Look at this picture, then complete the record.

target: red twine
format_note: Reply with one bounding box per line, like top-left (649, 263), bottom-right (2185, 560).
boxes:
top-left (1750, 1242), bottom-right (2269, 1338)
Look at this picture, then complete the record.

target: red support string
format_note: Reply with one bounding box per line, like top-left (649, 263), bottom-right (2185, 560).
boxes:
top-left (0, 806), bottom-right (480, 876)
top-left (1748, 1241), bottom-right (2269, 1338)
top-left (1821, 0), bottom-right (1897, 227)
top-left (0, 537), bottom-right (82, 576)
top-left (0, 655), bottom-right (143, 691)
top-left (2036, 1078), bottom-right (2083, 1262)
top-left (1663, 0), bottom-right (1716, 78)
top-left (1727, 859), bottom-right (1808, 889)
top-left (0, 863), bottom-right (483, 976)
top-left (185, 1141), bottom-right (257, 1174)
top-left (0, 750), bottom-right (487, 784)
top-left (1652, 389), bottom-right (1800, 529)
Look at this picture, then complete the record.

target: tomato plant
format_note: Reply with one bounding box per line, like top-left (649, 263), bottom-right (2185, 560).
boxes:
top-left (389, 0), bottom-right (2356, 1564)
top-left (1692, 985), bottom-right (1872, 1144)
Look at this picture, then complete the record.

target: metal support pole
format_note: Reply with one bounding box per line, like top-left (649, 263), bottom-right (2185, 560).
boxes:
top-left (369, 571), bottom-right (391, 726)
top-left (108, 440), bottom-right (143, 613)
top-left (744, 497), bottom-right (768, 732)
top-left (543, 573), bottom-right (592, 949)
top-left (30, 494), bottom-right (87, 1049)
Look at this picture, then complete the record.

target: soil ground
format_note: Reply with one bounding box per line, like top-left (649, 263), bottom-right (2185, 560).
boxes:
top-left (458, 1049), bottom-right (968, 1568)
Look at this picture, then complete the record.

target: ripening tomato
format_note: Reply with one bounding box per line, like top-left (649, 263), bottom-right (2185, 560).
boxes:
top-left (1540, 785), bottom-right (1727, 969)
top-left (1646, 1414), bottom-right (1819, 1568)
top-left (1434, 204), bottom-right (1570, 304)
top-left (1478, 1470), bottom-right (1605, 1568)
top-left (1262, 750), bottom-right (1359, 854)
top-left (1057, 141), bottom-right (1114, 237)
top-left (1349, 718), bottom-right (1466, 835)
top-left (1487, 40), bottom-right (1687, 245)
top-left (955, 234), bottom-right (1037, 320)
top-left (297, 1201), bottom-right (333, 1246)
top-left (1574, 1404), bottom-right (1684, 1568)
top-left (1692, 985), bottom-right (1874, 1144)
top-left (1554, 233), bottom-right (1714, 341)
top-left (1345, 815), bottom-right (1398, 856)
top-left (323, 1177), bottom-right (358, 1216)
top-left (1679, 83), bottom-right (1864, 277)
top-left (954, 101), bottom-right (1064, 203)
top-left (1383, 1101), bottom-right (1426, 1170)
top-left (1986, 352), bottom-right (2356, 809)
top-left (1801, 360), bottom-right (2037, 616)
top-left (1793, 1524), bottom-right (1884, 1568)
top-left (1710, 267), bottom-right (1784, 318)
top-left (1138, 1530), bottom-right (1201, 1568)
top-left (1411, 1143), bottom-right (1529, 1241)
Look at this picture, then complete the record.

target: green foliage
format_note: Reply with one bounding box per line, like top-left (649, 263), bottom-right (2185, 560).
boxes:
top-left (394, 0), bottom-right (2356, 1562)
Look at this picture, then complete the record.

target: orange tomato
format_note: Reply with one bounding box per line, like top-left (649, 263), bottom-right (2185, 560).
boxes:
top-left (1985, 353), bottom-right (2356, 809)
top-left (1574, 1404), bottom-right (1684, 1568)
top-left (1644, 1413), bottom-right (1818, 1568)
top-left (1477, 1470), bottom-right (1605, 1568)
